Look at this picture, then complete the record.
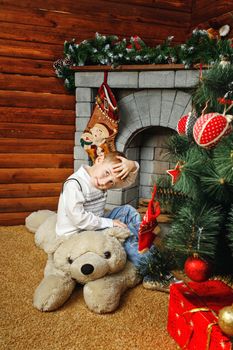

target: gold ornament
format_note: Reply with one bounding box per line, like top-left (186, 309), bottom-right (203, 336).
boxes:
top-left (218, 305), bottom-right (233, 336)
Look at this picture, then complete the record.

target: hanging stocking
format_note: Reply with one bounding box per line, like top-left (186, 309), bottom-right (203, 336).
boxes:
top-left (80, 72), bottom-right (119, 163)
top-left (138, 186), bottom-right (161, 254)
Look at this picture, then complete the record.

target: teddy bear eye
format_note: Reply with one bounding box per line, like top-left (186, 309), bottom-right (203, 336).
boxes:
top-left (67, 257), bottom-right (73, 264)
top-left (104, 251), bottom-right (111, 259)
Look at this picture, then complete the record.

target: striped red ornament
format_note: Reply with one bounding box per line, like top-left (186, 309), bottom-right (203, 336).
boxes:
top-left (177, 111), bottom-right (197, 138)
top-left (177, 113), bottom-right (190, 135)
top-left (193, 112), bottom-right (233, 149)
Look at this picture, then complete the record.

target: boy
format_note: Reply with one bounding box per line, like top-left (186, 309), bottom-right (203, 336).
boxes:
top-left (56, 150), bottom-right (179, 290)
top-left (56, 151), bottom-right (142, 265)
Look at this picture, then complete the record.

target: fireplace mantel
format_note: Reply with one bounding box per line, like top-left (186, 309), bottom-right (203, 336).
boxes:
top-left (71, 63), bottom-right (187, 72)
top-left (74, 66), bottom-right (199, 208)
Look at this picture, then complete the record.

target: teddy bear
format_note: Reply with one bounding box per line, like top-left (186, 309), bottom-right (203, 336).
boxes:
top-left (25, 210), bottom-right (141, 314)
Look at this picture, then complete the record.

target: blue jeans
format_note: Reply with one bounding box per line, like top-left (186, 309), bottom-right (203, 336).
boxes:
top-left (105, 205), bottom-right (152, 266)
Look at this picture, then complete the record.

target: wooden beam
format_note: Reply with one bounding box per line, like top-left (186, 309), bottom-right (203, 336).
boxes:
top-left (0, 212), bottom-right (32, 225)
top-left (0, 122), bottom-right (75, 140)
top-left (106, 0), bottom-right (192, 12)
top-left (0, 38), bottom-right (61, 60)
top-left (0, 74), bottom-right (66, 94)
top-left (0, 56), bottom-right (55, 77)
top-left (0, 153), bottom-right (73, 168)
top-left (0, 138), bottom-right (74, 154)
top-left (192, 1), bottom-right (233, 26)
top-left (1, 0), bottom-right (193, 14)
top-left (0, 107), bottom-right (75, 125)
top-left (0, 91), bottom-right (74, 110)
top-left (0, 197), bottom-right (59, 212)
top-left (1, 2), bottom-right (191, 29)
top-left (0, 183), bottom-right (62, 198)
top-left (71, 64), bottom-right (187, 72)
top-left (0, 168), bottom-right (73, 184)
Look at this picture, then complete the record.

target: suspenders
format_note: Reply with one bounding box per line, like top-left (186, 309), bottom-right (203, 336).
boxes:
top-left (61, 178), bottom-right (83, 193)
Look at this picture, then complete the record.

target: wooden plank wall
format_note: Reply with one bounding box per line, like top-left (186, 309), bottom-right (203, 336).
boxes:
top-left (1, 0), bottom-right (232, 226)
top-left (191, 0), bottom-right (233, 32)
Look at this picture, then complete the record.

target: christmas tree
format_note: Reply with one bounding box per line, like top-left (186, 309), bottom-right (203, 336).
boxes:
top-left (138, 63), bottom-right (233, 284)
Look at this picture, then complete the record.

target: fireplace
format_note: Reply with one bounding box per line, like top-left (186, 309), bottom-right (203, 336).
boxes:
top-left (74, 68), bottom-right (199, 209)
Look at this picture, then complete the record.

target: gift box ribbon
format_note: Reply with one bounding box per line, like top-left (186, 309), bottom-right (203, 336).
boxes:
top-left (182, 308), bottom-right (231, 350)
top-left (180, 282), bottom-right (232, 350)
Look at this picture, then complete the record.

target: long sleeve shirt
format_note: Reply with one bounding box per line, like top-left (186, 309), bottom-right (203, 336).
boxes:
top-left (56, 164), bottom-right (139, 237)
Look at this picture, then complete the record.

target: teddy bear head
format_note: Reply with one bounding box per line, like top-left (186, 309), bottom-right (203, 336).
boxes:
top-left (53, 229), bottom-right (129, 284)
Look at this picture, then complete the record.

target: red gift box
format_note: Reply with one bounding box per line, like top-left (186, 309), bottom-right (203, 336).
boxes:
top-left (167, 280), bottom-right (233, 350)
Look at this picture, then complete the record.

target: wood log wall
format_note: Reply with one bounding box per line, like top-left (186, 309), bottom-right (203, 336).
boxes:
top-left (191, 1), bottom-right (233, 31)
top-left (0, 0), bottom-right (232, 225)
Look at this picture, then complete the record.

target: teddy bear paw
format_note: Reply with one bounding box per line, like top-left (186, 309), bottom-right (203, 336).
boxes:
top-left (33, 275), bottom-right (75, 311)
top-left (83, 278), bottom-right (121, 313)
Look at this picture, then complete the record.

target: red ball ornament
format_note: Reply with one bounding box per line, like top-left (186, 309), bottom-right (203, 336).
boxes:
top-left (177, 111), bottom-right (198, 138)
top-left (184, 256), bottom-right (212, 282)
top-left (193, 112), bottom-right (233, 149)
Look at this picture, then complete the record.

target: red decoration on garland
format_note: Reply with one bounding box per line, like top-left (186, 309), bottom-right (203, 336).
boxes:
top-left (127, 35), bottom-right (143, 50)
top-left (166, 162), bottom-right (183, 185)
top-left (138, 186), bottom-right (161, 254)
top-left (193, 112), bottom-right (233, 149)
top-left (184, 255), bottom-right (212, 282)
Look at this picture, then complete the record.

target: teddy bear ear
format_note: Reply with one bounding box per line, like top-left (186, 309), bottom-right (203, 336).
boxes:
top-left (103, 227), bottom-right (131, 243)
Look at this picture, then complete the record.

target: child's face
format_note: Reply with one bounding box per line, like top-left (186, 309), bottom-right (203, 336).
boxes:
top-left (90, 160), bottom-right (123, 190)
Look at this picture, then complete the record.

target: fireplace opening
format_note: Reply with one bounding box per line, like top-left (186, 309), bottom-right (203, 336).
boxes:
top-left (106, 125), bottom-right (175, 210)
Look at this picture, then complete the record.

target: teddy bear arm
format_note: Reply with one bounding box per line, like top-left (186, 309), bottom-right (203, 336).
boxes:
top-left (83, 262), bottom-right (141, 314)
top-left (33, 275), bottom-right (76, 311)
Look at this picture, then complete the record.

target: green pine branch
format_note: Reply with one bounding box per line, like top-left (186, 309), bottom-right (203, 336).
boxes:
top-left (156, 175), bottom-right (188, 214)
top-left (200, 165), bottom-right (233, 205)
top-left (173, 146), bottom-right (209, 199)
top-left (166, 134), bottom-right (192, 160)
top-left (192, 64), bottom-right (233, 114)
top-left (213, 133), bottom-right (233, 183)
top-left (136, 246), bottom-right (176, 282)
top-left (165, 203), bottom-right (222, 268)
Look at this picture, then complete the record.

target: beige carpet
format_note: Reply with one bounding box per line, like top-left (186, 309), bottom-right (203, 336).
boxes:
top-left (0, 225), bottom-right (179, 350)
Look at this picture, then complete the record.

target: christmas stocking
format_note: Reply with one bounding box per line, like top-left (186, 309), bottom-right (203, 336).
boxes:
top-left (138, 186), bottom-right (161, 253)
top-left (80, 72), bottom-right (119, 163)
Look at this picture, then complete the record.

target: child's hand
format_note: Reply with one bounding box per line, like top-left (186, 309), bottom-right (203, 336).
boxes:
top-left (113, 219), bottom-right (128, 228)
top-left (112, 156), bottom-right (136, 179)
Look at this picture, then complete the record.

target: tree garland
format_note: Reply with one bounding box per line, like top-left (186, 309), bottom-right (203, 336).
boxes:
top-left (53, 30), bottom-right (233, 92)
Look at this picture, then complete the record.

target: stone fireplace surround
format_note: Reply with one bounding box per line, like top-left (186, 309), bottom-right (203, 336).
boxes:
top-left (74, 68), bottom-right (199, 210)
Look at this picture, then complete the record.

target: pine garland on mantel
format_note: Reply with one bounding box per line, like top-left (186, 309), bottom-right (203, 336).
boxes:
top-left (53, 30), bottom-right (233, 92)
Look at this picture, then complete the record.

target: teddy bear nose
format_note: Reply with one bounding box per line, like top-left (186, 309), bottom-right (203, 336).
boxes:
top-left (81, 263), bottom-right (94, 275)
